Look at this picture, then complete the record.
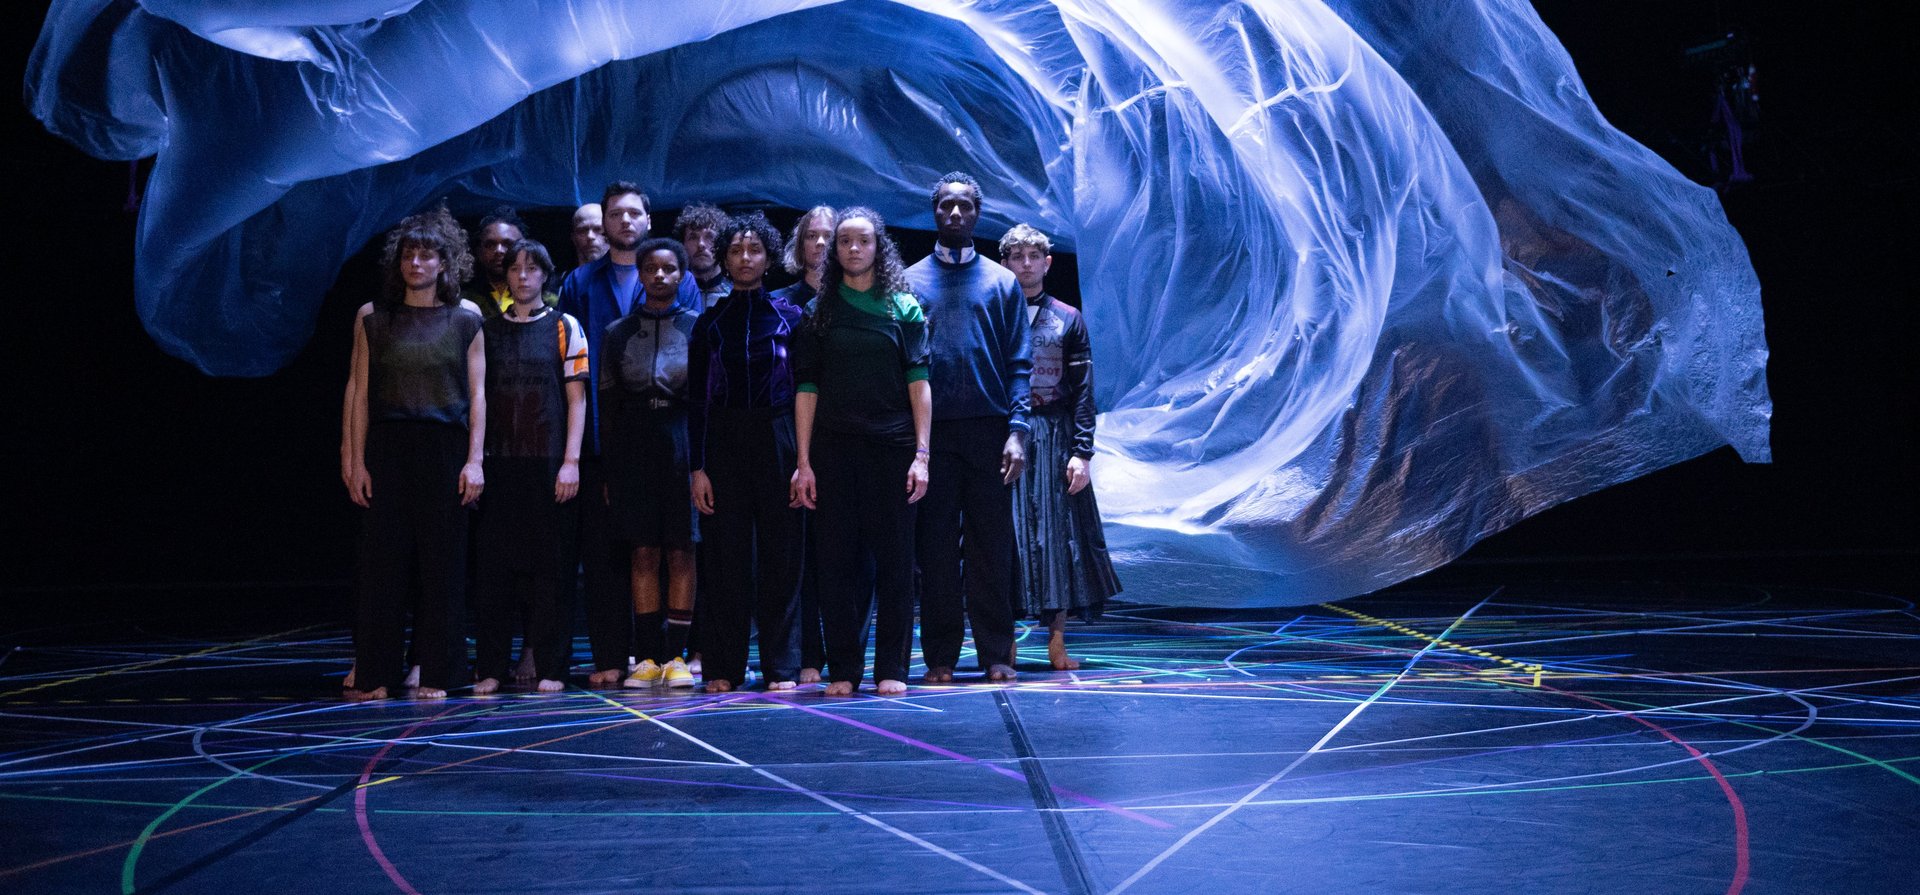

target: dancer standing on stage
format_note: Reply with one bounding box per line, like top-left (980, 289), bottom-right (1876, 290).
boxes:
top-left (790, 207), bottom-right (931, 697)
top-left (466, 206), bottom-right (531, 317)
top-left (676, 202), bottom-right (732, 309)
top-left (999, 225), bottom-right (1121, 670)
top-left (556, 182), bottom-right (702, 686)
top-left (473, 239), bottom-right (588, 694)
top-left (603, 237), bottom-right (701, 690)
top-left (906, 172), bottom-right (1032, 684)
top-left (341, 205), bottom-right (486, 701)
top-left (773, 205), bottom-right (837, 685)
top-left (689, 213), bottom-right (807, 693)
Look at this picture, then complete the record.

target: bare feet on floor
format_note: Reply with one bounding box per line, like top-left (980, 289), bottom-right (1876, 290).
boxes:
top-left (343, 665), bottom-right (356, 689)
top-left (587, 668), bottom-right (623, 686)
top-left (535, 679), bottom-right (564, 692)
top-left (798, 667), bottom-right (822, 684)
top-left (986, 664), bottom-right (1018, 683)
top-left (404, 665), bottom-right (421, 688)
top-left (875, 679), bottom-right (907, 696)
top-left (511, 653), bottom-right (537, 683)
top-left (473, 677), bottom-right (501, 695)
top-left (412, 687), bottom-right (448, 699)
top-left (923, 666), bottom-right (954, 684)
top-left (824, 681), bottom-right (855, 697)
top-left (1048, 641), bottom-right (1082, 671)
top-left (705, 679), bottom-right (734, 693)
top-left (767, 680), bottom-right (797, 691)
top-left (343, 686), bottom-right (388, 702)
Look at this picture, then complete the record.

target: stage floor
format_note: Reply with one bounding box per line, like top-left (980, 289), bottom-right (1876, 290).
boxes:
top-left (2, 575), bottom-right (1915, 894)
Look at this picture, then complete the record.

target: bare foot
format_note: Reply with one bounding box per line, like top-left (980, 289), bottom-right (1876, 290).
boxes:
top-left (535, 679), bottom-right (565, 692)
top-left (1047, 642), bottom-right (1081, 671)
top-left (767, 680), bottom-right (797, 691)
top-left (404, 665), bottom-right (421, 688)
top-left (875, 679), bottom-right (907, 696)
top-left (343, 665), bottom-right (357, 689)
top-left (343, 686), bottom-right (388, 702)
top-left (923, 666), bottom-right (954, 684)
top-left (587, 668), bottom-right (623, 686)
top-left (473, 677), bottom-right (501, 695)
top-left (512, 653), bottom-right (537, 683)
top-left (413, 687), bottom-right (448, 699)
top-left (823, 681), bottom-right (855, 697)
top-left (986, 664), bottom-right (1018, 683)
top-left (798, 667), bottom-right (822, 684)
top-left (705, 679), bottom-right (734, 693)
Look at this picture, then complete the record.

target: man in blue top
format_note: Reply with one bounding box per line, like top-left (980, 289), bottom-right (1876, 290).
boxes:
top-left (905, 171), bottom-right (1033, 684)
top-left (556, 181), bottom-right (702, 686)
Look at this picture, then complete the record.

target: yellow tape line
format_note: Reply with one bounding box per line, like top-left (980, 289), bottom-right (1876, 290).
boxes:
top-left (1319, 603), bottom-right (1545, 687)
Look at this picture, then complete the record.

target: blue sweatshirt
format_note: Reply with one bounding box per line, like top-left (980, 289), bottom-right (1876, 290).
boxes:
top-left (904, 249), bottom-right (1033, 432)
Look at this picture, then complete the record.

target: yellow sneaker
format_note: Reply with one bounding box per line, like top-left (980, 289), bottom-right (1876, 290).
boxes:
top-left (623, 659), bottom-right (664, 688)
top-left (662, 657), bottom-right (696, 689)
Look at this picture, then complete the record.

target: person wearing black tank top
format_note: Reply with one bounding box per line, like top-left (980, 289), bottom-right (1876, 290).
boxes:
top-left (341, 206), bottom-right (487, 701)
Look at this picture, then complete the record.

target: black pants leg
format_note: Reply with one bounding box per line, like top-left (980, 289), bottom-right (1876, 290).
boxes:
top-left (578, 457), bottom-right (631, 672)
top-left (916, 417), bottom-right (1019, 671)
top-left (798, 521), bottom-right (826, 670)
top-left (815, 430), bottom-right (916, 686)
top-left (701, 410), bottom-right (804, 687)
top-left (357, 421), bottom-right (470, 693)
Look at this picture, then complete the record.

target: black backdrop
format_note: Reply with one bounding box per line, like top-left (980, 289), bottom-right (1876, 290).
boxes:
top-left (6, 2), bottom-right (1912, 600)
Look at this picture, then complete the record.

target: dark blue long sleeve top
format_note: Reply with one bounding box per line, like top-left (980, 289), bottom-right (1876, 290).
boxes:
top-left (686, 286), bottom-right (806, 471)
top-left (904, 251), bottom-right (1033, 432)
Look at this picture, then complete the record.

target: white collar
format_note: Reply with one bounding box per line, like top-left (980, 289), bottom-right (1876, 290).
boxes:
top-left (932, 242), bottom-right (976, 265)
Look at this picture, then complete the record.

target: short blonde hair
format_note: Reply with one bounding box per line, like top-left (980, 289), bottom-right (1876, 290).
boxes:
top-left (998, 223), bottom-right (1052, 257)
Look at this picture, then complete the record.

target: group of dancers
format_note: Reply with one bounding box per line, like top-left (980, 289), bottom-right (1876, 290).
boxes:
top-left (339, 172), bottom-right (1121, 700)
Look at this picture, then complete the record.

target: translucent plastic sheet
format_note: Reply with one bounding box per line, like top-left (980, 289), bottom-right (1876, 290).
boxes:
top-left (28, 0), bottom-right (1771, 605)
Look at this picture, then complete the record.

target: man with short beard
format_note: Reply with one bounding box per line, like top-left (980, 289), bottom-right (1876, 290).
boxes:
top-left (466, 206), bottom-right (530, 318)
top-left (675, 202), bottom-right (731, 308)
top-left (904, 172), bottom-right (1032, 684)
top-left (556, 182), bottom-right (702, 686)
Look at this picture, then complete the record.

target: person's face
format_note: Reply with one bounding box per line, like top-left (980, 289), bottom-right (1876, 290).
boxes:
top-left (1002, 244), bottom-right (1051, 293)
top-left (571, 204), bottom-right (607, 263)
top-left (725, 232), bottom-right (769, 288)
top-left (640, 248), bottom-right (684, 301)
top-left (683, 227), bottom-right (718, 273)
top-left (506, 250), bottom-right (548, 303)
top-left (399, 243), bottom-right (444, 291)
top-left (604, 193), bottom-right (650, 252)
top-left (835, 217), bottom-right (877, 280)
top-left (479, 222), bottom-right (523, 281)
top-left (799, 216), bottom-right (834, 271)
top-left (933, 182), bottom-right (980, 244)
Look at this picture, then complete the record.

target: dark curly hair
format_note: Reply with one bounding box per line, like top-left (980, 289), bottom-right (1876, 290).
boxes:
top-left (718, 212), bottom-right (784, 285)
top-left (634, 237), bottom-right (690, 279)
top-left (474, 205), bottom-right (527, 246)
top-left (929, 170), bottom-right (983, 210)
top-left (380, 203), bottom-right (472, 306)
top-left (813, 206), bottom-right (913, 330)
top-left (674, 202), bottom-right (728, 242)
top-left (782, 205), bottom-right (836, 276)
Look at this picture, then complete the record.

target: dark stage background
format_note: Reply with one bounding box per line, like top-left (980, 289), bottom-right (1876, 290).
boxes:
top-left (5, 2), bottom-right (1913, 605)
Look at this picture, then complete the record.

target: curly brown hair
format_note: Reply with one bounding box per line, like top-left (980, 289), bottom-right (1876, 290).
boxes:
top-left (813, 206), bottom-right (913, 330)
top-left (380, 204), bottom-right (472, 306)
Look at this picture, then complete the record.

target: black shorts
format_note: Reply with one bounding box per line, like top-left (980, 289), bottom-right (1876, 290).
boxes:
top-left (605, 407), bottom-right (699, 547)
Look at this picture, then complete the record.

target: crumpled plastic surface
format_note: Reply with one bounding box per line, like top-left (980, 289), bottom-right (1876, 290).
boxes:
top-left (28, 0), bottom-right (1771, 605)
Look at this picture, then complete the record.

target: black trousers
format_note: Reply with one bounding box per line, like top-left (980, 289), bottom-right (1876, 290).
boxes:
top-left (355, 421), bottom-right (470, 692)
top-left (916, 416), bottom-right (1019, 671)
top-left (578, 457), bottom-right (632, 672)
top-left (474, 457), bottom-right (575, 682)
top-left (798, 519), bottom-right (826, 670)
top-left (813, 429), bottom-right (916, 685)
top-left (700, 408), bottom-right (804, 687)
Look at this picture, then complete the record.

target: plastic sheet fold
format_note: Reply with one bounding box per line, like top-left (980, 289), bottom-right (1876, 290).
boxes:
top-left (28, 0), bottom-right (1771, 605)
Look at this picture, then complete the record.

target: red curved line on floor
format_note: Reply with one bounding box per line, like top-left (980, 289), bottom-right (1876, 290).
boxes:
top-left (1544, 685), bottom-right (1751, 895)
top-left (353, 711), bottom-right (452, 895)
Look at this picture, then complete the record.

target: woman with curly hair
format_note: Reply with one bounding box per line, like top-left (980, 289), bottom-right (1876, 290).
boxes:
top-left (689, 212), bottom-right (808, 693)
top-left (772, 205), bottom-right (836, 685)
top-left (341, 204), bottom-right (487, 701)
top-left (789, 208), bottom-right (930, 697)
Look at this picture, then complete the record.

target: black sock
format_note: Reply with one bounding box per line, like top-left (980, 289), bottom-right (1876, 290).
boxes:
top-left (635, 610), bottom-right (664, 666)
top-left (664, 608), bottom-right (693, 663)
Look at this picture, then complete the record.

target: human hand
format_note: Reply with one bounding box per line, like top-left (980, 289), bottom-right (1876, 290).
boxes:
top-left (692, 470), bottom-right (716, 515)
top-left (555, 460), bottom-right (580, 503)
top-left (1065, 456), bottom-right (1090, 495)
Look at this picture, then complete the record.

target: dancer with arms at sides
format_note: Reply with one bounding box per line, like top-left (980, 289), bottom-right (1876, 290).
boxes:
top-left (603, 237), bottom-right (702, 690)
top-left (689, 213), bottom-right (808, 693)
top-left (999, 225), bottom-right (1121, 670)
top-left (473, 238), bottom-right (588, 694)
top-left (772, 205), bottom-right (837, 685)
top-left (341, 205), bottom-right (486, 701)
top-left (790, 208), bottom-right (931, 697)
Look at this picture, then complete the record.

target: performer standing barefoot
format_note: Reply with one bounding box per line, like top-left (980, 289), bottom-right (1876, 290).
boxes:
top-left (341, 205), bottom-right (486, 701)
top-left (999, 225), bottom-right (1121, 671)
top-left (790, 208), bottom-right (931, 697)
top-left (473, 239), bottom-right (587, 695)
top-left (773, 206), bottom-right (837, 685)
top-left (690, 213), bottom-right (808, 694)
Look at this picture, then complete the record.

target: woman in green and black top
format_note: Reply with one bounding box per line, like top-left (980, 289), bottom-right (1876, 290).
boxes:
top-left (789, 207), bottom-right (931, 697)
